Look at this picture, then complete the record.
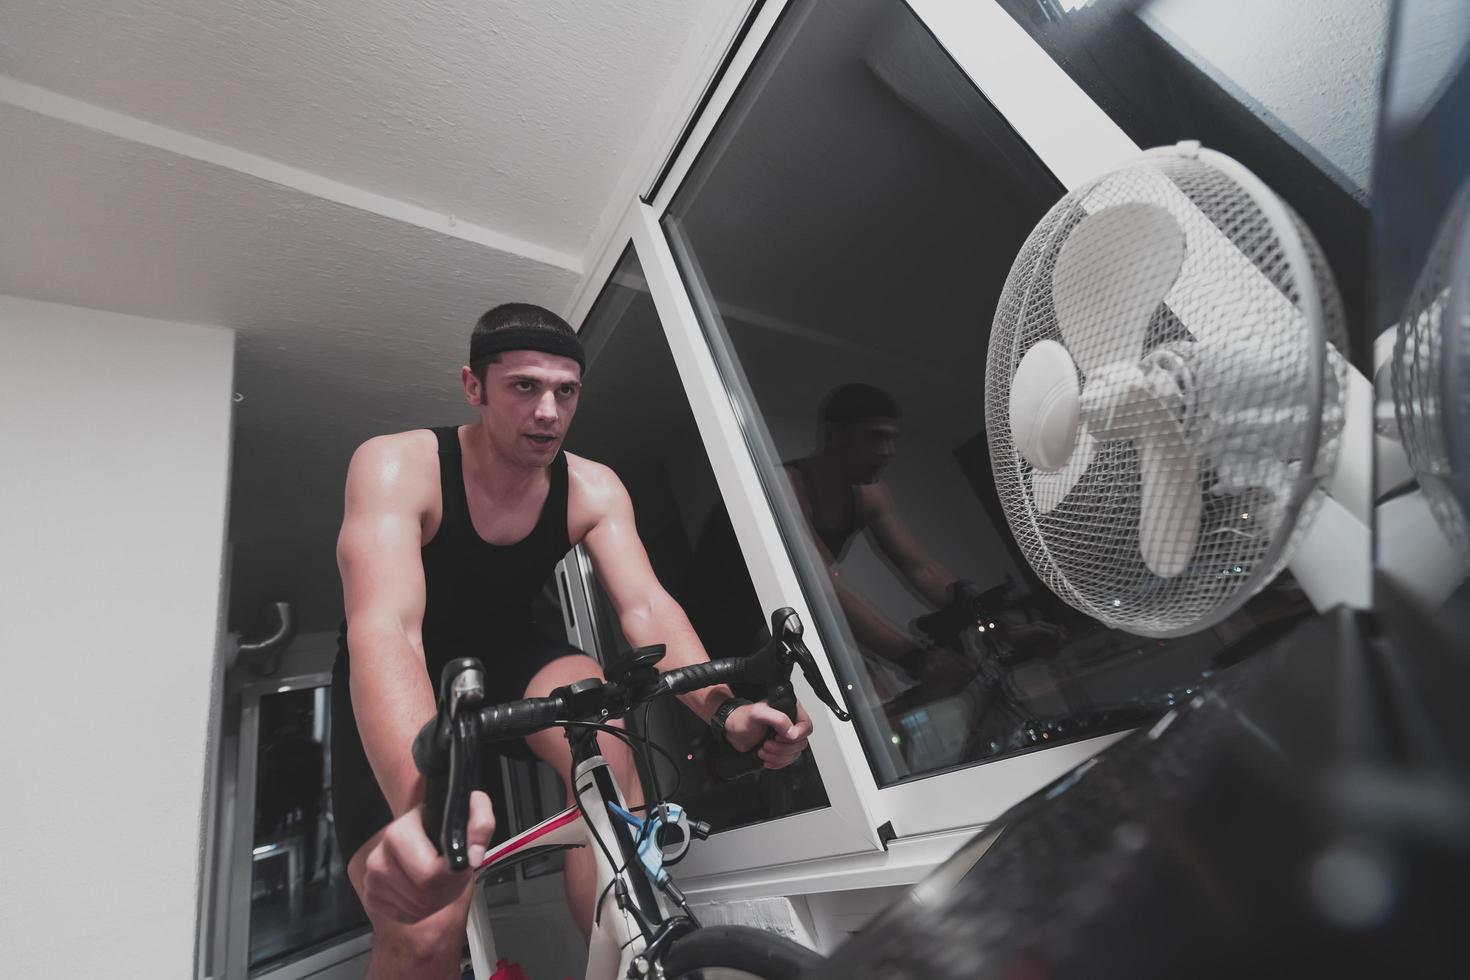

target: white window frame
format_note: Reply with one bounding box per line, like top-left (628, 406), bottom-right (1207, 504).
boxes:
top-left (565, 201), bottom-right (889, 882)
top-left (559, 0), bottom-right (1164, 886)
top-left (905, 0), bottom-right (1140, 188)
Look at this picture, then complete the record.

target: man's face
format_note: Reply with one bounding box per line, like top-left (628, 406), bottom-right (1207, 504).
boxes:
top-left (832, 418), bottom-right (899, 484)
top-left (465, 350), bottom-right (582, 467)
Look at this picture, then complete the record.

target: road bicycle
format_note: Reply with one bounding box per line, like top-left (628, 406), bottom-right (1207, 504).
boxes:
top-left (413, 608), bottom-right (852, 979)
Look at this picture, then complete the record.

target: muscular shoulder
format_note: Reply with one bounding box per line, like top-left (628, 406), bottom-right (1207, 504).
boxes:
top-left (565, 451), bottom-right (626, 507)
top-left (565, 452), bottom-right (630, 542)
top-left (344, 429), bottom-right (440, 513)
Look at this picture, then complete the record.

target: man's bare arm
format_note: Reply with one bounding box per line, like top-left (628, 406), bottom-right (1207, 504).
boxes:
top-left (338, 435), bottom-right (435, 818)
top-left (574, 460), bottom-right (812, 767)
top-left (866, 482), bottom-right (957, 608)
top-left (574, 461), bottom-right (730, 722)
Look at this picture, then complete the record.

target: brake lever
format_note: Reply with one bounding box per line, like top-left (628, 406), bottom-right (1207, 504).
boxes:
top-left (713, 611), bottom-right (798, 779)
top-left (713, 608), bottom-right (853, 779)
top-left (774, 609), bottom-right (851, 722)
top-left (417, 658), bottom-right (485, 870)
top-left (441, 710), bottom-right (482, 870)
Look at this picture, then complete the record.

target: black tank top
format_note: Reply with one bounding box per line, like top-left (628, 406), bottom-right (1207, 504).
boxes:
top-left (784, 457), bottom-right (863, 560)
top-left (338, 425), bottom-right (571, 677)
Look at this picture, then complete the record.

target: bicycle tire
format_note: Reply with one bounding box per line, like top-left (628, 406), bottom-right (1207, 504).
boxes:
top-left (663, 924), bottom-right (824, 979)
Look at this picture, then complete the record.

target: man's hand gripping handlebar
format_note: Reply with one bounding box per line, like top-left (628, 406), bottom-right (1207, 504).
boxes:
top-left (687, 609), bottom-right (850, 778)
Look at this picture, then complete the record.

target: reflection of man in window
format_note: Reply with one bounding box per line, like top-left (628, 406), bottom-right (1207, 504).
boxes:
top-left (784, 384), bottom-right (967, 683)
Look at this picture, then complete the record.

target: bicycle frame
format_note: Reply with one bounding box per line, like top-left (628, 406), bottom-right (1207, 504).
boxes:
top-left (464, 744), bottom-right (670, 980)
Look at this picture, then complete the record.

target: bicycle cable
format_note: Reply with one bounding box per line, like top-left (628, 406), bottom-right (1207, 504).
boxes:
top-left (559, 717), bottom-right (683, 815)
top-left (637, 702), bottom-right (661, 846)
top-left (557, 719), bottom-right (673, 930)
top-left (554, 718), bottom-right (693, 929)
top-left (557, 719), bottom-right (681, 795)
top-left (557, 722), bottom-right (633, 876)
top-left (641, 703), bottom-right (661, 813)
top-left (595, 877), bottom-right (618, 927)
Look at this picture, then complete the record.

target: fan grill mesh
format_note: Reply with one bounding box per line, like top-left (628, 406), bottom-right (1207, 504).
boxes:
top-left (1393, 185), bottom-right (1470, 561)
top-left (986, 150), bottom-right (1347, 636)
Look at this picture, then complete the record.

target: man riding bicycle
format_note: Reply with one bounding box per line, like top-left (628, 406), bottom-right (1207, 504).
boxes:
top-left (331, 303), bottom-right (815, 979)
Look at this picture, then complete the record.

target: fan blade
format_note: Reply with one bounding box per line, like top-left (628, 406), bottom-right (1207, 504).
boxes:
top-left (1107, 166), bottom-right (1303, 352)
top-left (1033, 430), bottom-right (1097, 514)
top-left (1138, 417), bottom-right (1202, 578)
top-left (1010, 339), bottom-right (1081, 471)
top-left (1053, 202), bottom-right (1187, 379)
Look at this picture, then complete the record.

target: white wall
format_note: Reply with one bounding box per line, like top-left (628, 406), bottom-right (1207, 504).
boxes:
top-left (0, 295), bottom-right (234, 978)
top-left (1142, 0), bottom-right (1390, 193)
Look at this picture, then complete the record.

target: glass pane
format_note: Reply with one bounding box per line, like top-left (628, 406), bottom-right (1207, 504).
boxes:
top-left (567, 246), bottom-right (829, 831)
top-left (666, 0), bottom-right (1325, 787)
top-left (248, 686), bottom-right (367, 971)
top-left (1371, 0), bottom-right (1470, 684)
top-left (991, 0), bottom-right (1382, 365)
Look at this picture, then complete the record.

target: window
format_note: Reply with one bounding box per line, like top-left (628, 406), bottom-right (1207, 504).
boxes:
top-left (664, 0), bottom-right (1318, 787)
top-left (567, 246), bottom-right (830, 831)
top-left (245, 683), bottom-right (367, 972)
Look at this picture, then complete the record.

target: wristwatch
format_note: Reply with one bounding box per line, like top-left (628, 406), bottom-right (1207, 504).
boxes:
top-left (709, 696), bottom-right (753, 746)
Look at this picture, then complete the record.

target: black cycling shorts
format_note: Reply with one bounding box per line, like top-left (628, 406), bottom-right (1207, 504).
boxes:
top-left (329, 624), bottom-right (585, 863)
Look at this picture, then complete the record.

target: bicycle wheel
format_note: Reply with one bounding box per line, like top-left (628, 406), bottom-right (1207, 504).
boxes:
top-left (662, 924), bottom-right (824, 980)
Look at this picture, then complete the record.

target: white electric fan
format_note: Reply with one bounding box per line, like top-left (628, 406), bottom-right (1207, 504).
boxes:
top-left (986, 142), bottom-right (1364, 637)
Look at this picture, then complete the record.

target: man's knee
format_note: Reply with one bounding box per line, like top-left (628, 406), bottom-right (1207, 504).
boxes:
top-left (521, 653), bottom-right (640, 792)
top-left (523, 652), bottom-right (603, 699)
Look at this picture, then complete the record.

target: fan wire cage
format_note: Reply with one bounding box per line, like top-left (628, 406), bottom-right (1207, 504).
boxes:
top-left (985, 146), bottom-right (1349, 636)
top-left (1393, 183), bottom-right (1470, 562)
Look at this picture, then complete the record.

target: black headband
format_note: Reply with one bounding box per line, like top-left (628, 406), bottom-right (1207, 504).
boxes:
top-left (823, 384), bottom-right (900, 424)
top-left (470, 326), bottom-right (586, 372)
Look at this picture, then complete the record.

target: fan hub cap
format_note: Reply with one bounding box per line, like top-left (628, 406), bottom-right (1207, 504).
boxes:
top-left (1009, 339), bottom-right (1081, 472)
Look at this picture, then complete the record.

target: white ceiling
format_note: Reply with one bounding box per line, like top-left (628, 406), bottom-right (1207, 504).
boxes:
top-left (0, 104), bottom-right (577, 336)
top-left (1, 0), bottom-right (718, 256)
top-left (0, 0), bottom-right (733, 635)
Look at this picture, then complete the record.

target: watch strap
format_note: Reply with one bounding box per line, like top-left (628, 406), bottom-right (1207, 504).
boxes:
top-left (709, 696), bottom-right (753, 741)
